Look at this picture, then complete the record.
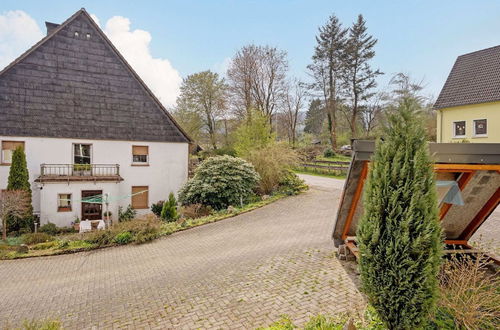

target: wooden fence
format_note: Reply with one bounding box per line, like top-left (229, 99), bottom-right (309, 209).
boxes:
top-left (299, 160), bottom-right (351, 174)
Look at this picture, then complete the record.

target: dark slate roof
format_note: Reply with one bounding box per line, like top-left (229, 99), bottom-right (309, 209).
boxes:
top-left (0, 9), bottom-right (191, 143)
top-left (434, 45), bottom-right (500, 109)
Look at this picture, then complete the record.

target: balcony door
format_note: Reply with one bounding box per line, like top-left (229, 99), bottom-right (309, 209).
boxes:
top-left (74, 144), bottom-right (92, 164)
top-left (81, 190), bottom-right (102, 221)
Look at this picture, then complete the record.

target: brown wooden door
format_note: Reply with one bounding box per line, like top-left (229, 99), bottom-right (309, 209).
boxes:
top-left (81, 190), bottom-right (102, 220)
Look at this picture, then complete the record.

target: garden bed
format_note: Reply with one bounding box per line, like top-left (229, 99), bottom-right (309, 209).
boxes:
top-left (0, 191), bottom-right (303, 260)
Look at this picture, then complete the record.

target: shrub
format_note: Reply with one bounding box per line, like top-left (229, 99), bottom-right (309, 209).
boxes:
top-left (323, 147), bottom-right (336, 158)
top-left (83, 230), bottom-right (114, 246)
top-left (151, 200), bottom-right (164, 217)
top-left (31, 241), bottom-right (59, 250)
top-left (39, 222), bottom-right (58, 236)
top-left (244, 143), bottom-right (299, 194)
top-left (234, 110), bottom-right (275, 157)
top-left (178, 155), bottom-right (260, 210)
top-left (161, 192), bottom-right (179, 222)
top-left (296, 145), bottom-right (322, 162)
top-left (114, 231), bottom-right (133, 245)
top-left (180, 204), bottom-right (213, 219)
top-left (118, 205), bottom-right (136, 222)
top-left (357, 97), bottom-right (442, 329)
top-left (22, 232), bottom-right (54, 245)
top-left (437, 253), bottom-right (500, 329)
top-left (278, 170), bottom-right (308, 195)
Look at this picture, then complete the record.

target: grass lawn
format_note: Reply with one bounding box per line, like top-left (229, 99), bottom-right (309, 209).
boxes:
top-left (294, 169), bottom-right (346, 179)
top-left (315, 154), bottom-right (351, 162)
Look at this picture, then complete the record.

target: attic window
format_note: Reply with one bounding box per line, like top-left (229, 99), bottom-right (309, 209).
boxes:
top-left (74, 31), bottom-right (79, 37)
top-left (86, 33), bottom-right (91, 39)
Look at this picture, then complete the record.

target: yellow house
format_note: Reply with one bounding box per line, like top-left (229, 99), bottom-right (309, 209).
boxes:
top-left (435, 45), bottom-right (500, 143)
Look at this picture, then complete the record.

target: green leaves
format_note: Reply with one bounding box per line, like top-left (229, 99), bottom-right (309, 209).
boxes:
top-left (178, 155), bottom-right (260, 210)
top-left (357, 97), bottom-right (443, 329)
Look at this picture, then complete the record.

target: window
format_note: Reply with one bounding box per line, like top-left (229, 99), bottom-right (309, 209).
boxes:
top-left (473, 119), bottom-right (487, 136)
top-left (86, 33), bottom-right (91, 39)
top-left (74, 144), bottom-right (92, 164)
top-left (1, 141), bottom-right (24, 164)
top-left (74, 31), bottom-right (79, 37)
top-left (132, 146), bottom-right (149, 164)
top-left (453, 121), bottom-right (466, 138)
top-left (131, 186), bottom-right (149, 209)
top-left (58, 194), bottom-right (72, 212)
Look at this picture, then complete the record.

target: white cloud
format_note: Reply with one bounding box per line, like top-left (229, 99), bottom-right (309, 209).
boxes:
top-left (212, 57), bottom-right (232, 76)
top-left (102, 16), bottom-right (182, 107)
top-left (0, 10), bottom-right (43, 70)
top-left (0, 11), bottom-right (181, 107)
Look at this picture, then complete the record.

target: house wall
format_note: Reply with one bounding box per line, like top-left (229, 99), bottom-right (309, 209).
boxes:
top-left (0, 136), bottom-right (189, 227)
top-left (437, 101), bottom-right (500, 143)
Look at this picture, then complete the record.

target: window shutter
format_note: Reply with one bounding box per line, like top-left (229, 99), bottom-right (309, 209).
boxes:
top-left (132, 146), bottom-right (148, 156)
top-left (131, 186), bottom-right (149, 209)
top-left (2, 141), bottom-right (24, 150)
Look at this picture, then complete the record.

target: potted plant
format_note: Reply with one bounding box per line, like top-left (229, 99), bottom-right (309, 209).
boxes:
top-left (73, 164), bottom-right (92, 176)
top-left (72, 217), bottom-right (80, 231)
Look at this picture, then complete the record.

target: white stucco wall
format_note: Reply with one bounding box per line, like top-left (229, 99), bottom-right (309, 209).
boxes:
top-left (0, 136), bottom-right (189, 227)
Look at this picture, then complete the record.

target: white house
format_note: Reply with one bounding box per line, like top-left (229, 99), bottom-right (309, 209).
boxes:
top-left (0, 9), bottom-right (191, 227)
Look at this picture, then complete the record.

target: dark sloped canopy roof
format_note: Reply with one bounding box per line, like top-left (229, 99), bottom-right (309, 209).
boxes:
top-left (0, 8), bottom-right (191, 143)
top-left (434, 45), bottom-right (500, 109)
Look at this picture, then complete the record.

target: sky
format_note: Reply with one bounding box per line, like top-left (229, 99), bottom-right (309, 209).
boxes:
top-left (1, 0), bottom-right (500, 107)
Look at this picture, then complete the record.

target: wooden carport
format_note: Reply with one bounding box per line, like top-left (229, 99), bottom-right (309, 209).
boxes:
top-left (332, 140), bottom-right (500, 263)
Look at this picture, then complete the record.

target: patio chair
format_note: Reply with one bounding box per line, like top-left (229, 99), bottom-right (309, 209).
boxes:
top-left (79, 220), bottom-right (92, 233)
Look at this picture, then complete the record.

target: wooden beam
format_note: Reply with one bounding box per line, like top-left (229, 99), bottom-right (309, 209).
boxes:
top-left (341, 161), bottom-right (368, 240)
top-left (434, 164), bottom-right (500, 171)
top-left (461, 188), bottom-right (500, 240)
top-left (439, 171), bottom-right (475, 220)
top-left (444, 239), bottom-right (469, 246)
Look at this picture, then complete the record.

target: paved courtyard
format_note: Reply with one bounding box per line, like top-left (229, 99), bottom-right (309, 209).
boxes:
top-left (0, 175), bottom-right (364, 329)
top-left (0, 174), bottom-right (497, 329)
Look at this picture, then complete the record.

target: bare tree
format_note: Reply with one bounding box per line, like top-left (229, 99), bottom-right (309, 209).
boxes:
top-left (360, 92), bottom-right (387, 137)
top-left (227, 44), bottom-right (289, 126)
top-left (1, 190), bottom-right (30, 240)
top-left (176, 70), bottom-right (228, 149)
top-left (282, 80), bottom-right (306, 146)
top-left (227, 45), bottom-right (259, 119)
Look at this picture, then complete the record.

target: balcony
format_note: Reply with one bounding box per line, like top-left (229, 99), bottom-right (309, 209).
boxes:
top-left (36, 164), bottom-right (124, 183)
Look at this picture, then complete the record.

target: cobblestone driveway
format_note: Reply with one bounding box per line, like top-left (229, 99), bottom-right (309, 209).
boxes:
top-left (1, 174), bottom-right (497, 329)
top-left (0, 175), bottom-right (363, 329)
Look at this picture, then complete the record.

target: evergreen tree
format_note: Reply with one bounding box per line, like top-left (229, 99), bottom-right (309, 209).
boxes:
top-left (7, 147), bottom-right (33, 232)
top-left (161, 192), bottom-right (178, 222)
top-left (303, 99), bottom-right (325, 136)
top-left (344, 14), bottom-right (382, 139)
top-left (307, 14), bottom-right (348, 149)
top-left (357, 97), bottom-right (443, 329)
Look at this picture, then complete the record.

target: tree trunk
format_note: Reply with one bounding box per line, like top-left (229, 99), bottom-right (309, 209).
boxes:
top-left (351, 94), bottom-right (358, 138)
top-left (2, 217), bottom-right (6, 241)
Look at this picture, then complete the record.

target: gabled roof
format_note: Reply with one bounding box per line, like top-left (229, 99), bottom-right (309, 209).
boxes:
top-left (434, 45), bottom-right (500, 110)
top-left (0, 8), bottom-right (191, 143)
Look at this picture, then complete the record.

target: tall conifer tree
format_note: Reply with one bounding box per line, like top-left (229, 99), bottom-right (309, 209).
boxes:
top-left (7, 147), bottom-right (33, 232)
top-left (357, 97), bottom-right (442, 329)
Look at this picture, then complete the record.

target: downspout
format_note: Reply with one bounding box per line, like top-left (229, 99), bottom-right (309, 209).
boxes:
top-left (439, 109), bottom-right (443, 143)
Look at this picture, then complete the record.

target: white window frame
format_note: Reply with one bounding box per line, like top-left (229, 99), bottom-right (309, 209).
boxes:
top-left (472, 119), bottom-right (488, 137)
top-left (72, 143), bottom-right (92, 164)
top-left (452, 121), bottom-right (466, 138)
